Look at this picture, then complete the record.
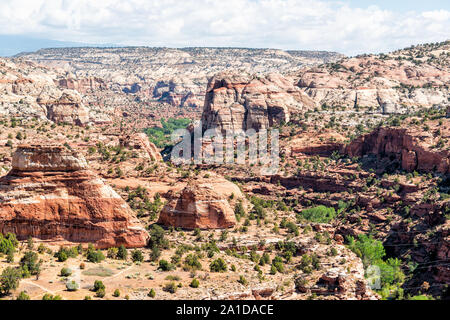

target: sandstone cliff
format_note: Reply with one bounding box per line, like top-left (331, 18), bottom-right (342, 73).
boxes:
top-left (0, 145), bottom-right (149, 248)
top-left (345, 127), bottom-right (450, 174)
top-left (201, 72), bottom-right (315, 132)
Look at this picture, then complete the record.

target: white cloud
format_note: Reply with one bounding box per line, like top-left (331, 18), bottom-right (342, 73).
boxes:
top-left (0, 0), bottom-right (448, 55)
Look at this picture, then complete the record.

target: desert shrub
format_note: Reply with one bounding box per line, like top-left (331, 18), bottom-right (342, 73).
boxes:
top-left (163, 282), bottom-right (178, 294)
top-left (158, 259), bottom-right (175, 271)
top-left (270, 265), bottom-right (277, 275)
top-left (148, 289), bottom-right (156, 298)
top-left (55, 250), bottom-right (68, 262)
top-left (60, 267), bottom-right (72, 277)
top-left (210, 258), bottom-right (227, 273)
top-left (16, 291), bottom-right (30, 300)
top-left (183, 254), bottom-right (202, 271)
top-left (66, 280), bottom-right (79, 292)
top-left (54, 246), bottom-right (78, 262)
top-left (96, 288), bottom-right (106, 298)
top-left (238, 275), bottom-right (248, 286)
top-left (150, 247), bottom-right (161, 262)
top-left (93, 280), bottom-right (105, 292)
top-left (107, 247), bottom-right (119, 259)
top-left (190, 278), bottom-right (200, 288)
top-left (271, 256), bottom-right (284, 273)
top-left (42, 294), bottom-right (62, 300)
top-left (113, 289), bottom-right (121, 297)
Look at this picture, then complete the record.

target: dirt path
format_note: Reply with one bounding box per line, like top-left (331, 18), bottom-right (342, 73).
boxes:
top-left (22, 279), bottom-right (66, 300)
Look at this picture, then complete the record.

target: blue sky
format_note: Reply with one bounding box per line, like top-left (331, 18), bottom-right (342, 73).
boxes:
top-left (0, 0), bottom-right (448, 56)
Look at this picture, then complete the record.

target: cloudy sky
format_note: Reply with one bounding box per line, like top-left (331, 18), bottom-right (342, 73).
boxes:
top-left (0, 0), bottom-right (449, 55)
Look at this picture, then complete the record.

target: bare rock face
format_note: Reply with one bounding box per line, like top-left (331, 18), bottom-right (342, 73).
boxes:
top-left (201, 72), bottom-right (315, 133)
top-left (0, 145), bottom-right (149, 248)
top-left (345, 127), bottom-right (449, 174)
top-left (158, 178), bottom-right (241, 229)
top-left (56, 76), bottom-right (107, 94)
top-left (12, 145), bottom-right (88, 171)
top-left (42, 90), bottom-right (90, 126)
top-left (119, 133), bottom-right (162, 162)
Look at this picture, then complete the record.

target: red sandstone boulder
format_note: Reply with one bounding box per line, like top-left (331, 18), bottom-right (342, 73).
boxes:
top-left (158, 179), bottom-right (240, 229)
top-left (0, 145), bottom-right (149, 248)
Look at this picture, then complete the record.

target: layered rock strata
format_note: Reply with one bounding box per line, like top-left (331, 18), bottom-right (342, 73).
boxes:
top-left (0, 145), bottom-right (148, 248)
top-left (158, 179), bottom-right (240, 229)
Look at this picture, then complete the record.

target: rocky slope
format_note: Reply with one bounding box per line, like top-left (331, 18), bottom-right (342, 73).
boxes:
top-left (0, 57), bottom-right (111, 125)
top-left (0, 145), bottom-right (149, 248)
top-left (17, 47), bottom-right (343, 110)
top-left (295, 41), bottom-right (450, 114)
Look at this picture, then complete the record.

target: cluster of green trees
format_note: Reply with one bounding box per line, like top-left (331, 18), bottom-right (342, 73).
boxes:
top-left (347, 234), bottom-right (405, 300)
top-left (0, 232), bottom-right (18, 263)
top-left (127, 187), bottom-right (163, 220)
top-left (144, 118), bottom-right (191, 148)
top-left (299, 205), bottom-right (337, 224)
top-left (148, 224), bottom-right (169, 262)
top-left (0, 233), bottom-right (43, 296)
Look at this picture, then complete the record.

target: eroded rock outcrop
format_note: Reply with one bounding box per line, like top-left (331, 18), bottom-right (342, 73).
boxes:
top-left (0, 145), bottom-right (149, 248)
top-left (41, 90), bottom-right (90, 126)
top-left (158, 178), bottom-right (241, 229)
top-left (119, 133), bottom-right (162, 162)
top-left (201, 72), bottom-right (315, 133)
top-left (345, 127), bottom-right (450, 174)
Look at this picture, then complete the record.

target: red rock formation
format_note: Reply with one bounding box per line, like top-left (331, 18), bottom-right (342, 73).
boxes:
top-left (119, 133), bottom-right (162, 162)
top-left (0, 145), bottom-right (148, 248)
top-left (158, 180), bottom-right (238, 229)
top-left (345, 127), bottom-right (449, 174)
top-left (201, 72), bottom-right (315, 133)
top-left (39, 90), bottom-right (90, 126)
top-left (56, 77), bottom-right (107, 94)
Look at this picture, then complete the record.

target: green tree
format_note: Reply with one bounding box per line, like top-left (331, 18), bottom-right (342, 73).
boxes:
top-left (117, 245), bottom-right (128, 260)
top-left (0, 267), bottom-right (21, 295)
top-left (131, 249), bottom-right (144, 263)
top-left (20, 251), bottom-right (41, 276)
